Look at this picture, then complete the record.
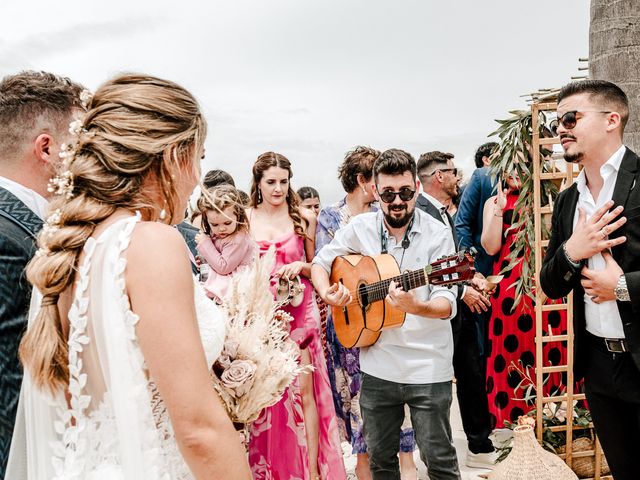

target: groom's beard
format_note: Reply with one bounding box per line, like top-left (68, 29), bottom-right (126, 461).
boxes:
top-left (561, 134), bottom-right (582, 163)
top-left (564, 152), bottom-right (582, 163)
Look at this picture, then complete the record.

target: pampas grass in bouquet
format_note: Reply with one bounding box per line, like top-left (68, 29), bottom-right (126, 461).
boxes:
top-left (212, 246), bottom-right (312, 424)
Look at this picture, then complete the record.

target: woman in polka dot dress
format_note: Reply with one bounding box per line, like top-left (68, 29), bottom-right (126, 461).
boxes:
top-left (481, 173), bottom-right (567, 429)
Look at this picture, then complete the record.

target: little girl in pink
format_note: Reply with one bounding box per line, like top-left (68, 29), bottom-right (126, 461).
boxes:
top-left (196, 185), bottom-right (255, 303)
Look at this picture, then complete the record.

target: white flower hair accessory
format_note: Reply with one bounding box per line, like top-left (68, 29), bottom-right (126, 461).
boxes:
top-left (36, 209), bottom-right (64, 257)
top-left (68, 119), bottom-right (83, 136)
top-left (79, 89), bottom-right (93, 109)
top-left (47, 109), bottom-right (91, 201)
top-left (47, 167), bottom-right (74, 199)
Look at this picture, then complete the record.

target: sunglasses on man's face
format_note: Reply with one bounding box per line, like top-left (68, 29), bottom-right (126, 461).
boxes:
top-left (377, 187), bottom-right (416, 203)
top-left (429, 168), bottom-right (458, 177)
top-left (549, 110), bottom-right (611, 136)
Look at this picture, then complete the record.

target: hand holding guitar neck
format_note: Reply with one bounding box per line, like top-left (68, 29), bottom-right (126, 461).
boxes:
top-left (386, 280), bottom-right (419, 315)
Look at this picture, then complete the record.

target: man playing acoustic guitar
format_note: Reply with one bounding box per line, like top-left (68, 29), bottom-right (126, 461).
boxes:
top-left (312, 149), bottom-right (462, 480)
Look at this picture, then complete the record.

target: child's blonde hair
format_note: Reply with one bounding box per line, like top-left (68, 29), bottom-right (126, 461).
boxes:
top-left (197, 185), bottom-right (249, 237)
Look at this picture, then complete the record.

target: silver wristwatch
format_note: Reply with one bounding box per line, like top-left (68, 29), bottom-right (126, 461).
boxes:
top-left (615, 274), bottom-right (630, 302)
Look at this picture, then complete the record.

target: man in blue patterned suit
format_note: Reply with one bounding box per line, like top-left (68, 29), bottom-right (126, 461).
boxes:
top-left (0, 71), bottom-right (83, 476)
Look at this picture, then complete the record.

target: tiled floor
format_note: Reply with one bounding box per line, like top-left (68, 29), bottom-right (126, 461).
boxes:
top-left (342, 384), bottom-right (495, 479)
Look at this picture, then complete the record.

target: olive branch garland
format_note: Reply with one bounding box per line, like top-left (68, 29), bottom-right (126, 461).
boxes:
top-left (487, 109), bottom-right (559, 310)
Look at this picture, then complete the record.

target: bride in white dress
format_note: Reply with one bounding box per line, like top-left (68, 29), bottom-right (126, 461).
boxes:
top-left (6, 74), bottom-right (251, 479)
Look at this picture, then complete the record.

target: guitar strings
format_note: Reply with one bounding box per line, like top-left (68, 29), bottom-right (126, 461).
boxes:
top-left (341, 263), bottom-right (447, 299)
top-left (340, 261), bottom-right (469, 301)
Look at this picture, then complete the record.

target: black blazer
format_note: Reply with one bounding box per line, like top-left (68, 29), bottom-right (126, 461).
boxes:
top-left (416, 194), bottom-right (459, 246)
top-left (540, 147), bottom-right (640, 380)
top-left (0, 187), bottom-right (42, 470)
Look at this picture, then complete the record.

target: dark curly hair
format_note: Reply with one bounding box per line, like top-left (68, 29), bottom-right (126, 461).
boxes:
top-left (337, 146), bottom-right (380, 193)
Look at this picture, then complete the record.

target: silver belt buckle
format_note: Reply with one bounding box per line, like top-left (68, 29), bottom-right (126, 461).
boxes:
top-left (604, 338), bottom-right (627, 353)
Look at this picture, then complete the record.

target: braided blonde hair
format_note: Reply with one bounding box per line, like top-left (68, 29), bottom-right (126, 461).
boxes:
top-left (20, 74), bottom-right (206, 393)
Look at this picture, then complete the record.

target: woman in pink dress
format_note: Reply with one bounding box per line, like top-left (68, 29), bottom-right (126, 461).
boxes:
top-left (247, 152), bottom-right (346, 480)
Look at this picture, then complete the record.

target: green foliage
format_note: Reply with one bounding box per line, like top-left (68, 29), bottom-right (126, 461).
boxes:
top-left (488, 109), bottom-right (558, 309)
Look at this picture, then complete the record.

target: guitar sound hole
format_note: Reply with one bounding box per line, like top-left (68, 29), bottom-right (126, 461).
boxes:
top-left (358, 283), bottom-right (369, 308)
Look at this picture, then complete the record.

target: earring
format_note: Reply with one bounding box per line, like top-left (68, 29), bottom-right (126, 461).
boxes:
top-left (362, 186), bottom-right (367, 196)
top-left (159, 209), bottom-right (167, 220)
top-left (258, 189), bottom-right (262, 203)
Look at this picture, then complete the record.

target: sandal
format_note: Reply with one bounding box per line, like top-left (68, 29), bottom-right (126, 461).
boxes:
top-left (288, 275), bottom-right (305, 307)
top-left (275, 276), bottom-right (291, 304)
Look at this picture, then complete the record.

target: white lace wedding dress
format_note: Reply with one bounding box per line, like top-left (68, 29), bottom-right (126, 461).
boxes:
top-left (6, 215), bottom-right (226, 480)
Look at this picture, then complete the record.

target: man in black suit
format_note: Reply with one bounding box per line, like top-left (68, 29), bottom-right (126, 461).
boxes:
top-left (416, 151), bottom-right (497, 469)
top-left (0, 71), bottom-right (83, 476)
top-left (540, 80), bottom-right (640, 480)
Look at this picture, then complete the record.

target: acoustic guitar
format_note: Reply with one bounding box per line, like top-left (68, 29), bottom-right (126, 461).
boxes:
top-left (329, 251), bottom-right (475, 348)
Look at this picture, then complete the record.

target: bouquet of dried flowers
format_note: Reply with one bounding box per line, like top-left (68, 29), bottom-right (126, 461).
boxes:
top-left (211, 247), bottom-right (312, 424)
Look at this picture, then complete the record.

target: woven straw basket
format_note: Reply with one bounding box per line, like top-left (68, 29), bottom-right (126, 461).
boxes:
top-left (557, 436), bottom-right (611, 478)
top-left (488, 425), bottom-right (578, 480)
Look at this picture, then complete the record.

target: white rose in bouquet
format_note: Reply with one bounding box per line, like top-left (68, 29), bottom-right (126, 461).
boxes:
top-left (211, 247), bottom-right (313, 424)
top-left (221, 359), bottom-right (257, 398)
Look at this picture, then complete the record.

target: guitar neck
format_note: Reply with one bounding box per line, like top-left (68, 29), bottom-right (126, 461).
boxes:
top-left (366, 267), bottom-right (432, 303)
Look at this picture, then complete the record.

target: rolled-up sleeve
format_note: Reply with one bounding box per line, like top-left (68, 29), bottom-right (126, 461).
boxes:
top-left (312, 220), bottom-right (361, 273)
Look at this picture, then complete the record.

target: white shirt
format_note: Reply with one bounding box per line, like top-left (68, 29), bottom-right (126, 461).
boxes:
top-left (422, 193), bottom-right (451, 227)
top-left (0, 175), bottom-right (49, 220)
top-left (573, 145), bottom-right (626, 339)
top-left (421, 192), bottom-right (468, 297)
top-left (313, 209), bottom-right (458, 384)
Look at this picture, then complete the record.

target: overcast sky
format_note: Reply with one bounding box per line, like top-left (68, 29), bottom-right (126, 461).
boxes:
top-left (0, 1), bottom-right (589, 204)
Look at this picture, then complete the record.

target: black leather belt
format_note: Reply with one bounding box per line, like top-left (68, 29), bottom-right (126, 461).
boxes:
top-left (604, 338), bottom-right (628, 353)
top-left (586, 332), bottom-right (628, 354)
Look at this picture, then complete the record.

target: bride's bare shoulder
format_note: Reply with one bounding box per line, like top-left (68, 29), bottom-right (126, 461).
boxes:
top-left (127, 222), bottom-right (191, 276)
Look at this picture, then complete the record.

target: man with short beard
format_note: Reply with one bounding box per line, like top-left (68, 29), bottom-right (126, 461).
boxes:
top-left (0, 71), bottom-right (83, 476)
top-left (541, 80), bottom-right (640, 480)
top-left (312, 149), bottom-right (461, 480)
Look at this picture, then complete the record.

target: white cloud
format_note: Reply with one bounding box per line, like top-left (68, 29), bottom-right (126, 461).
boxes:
top-left (0, 0), bottom-right (589, 204)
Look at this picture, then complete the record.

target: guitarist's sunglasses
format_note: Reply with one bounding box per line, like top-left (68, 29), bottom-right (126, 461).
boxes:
top-left (377, 187), bottom-right (416, 203)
